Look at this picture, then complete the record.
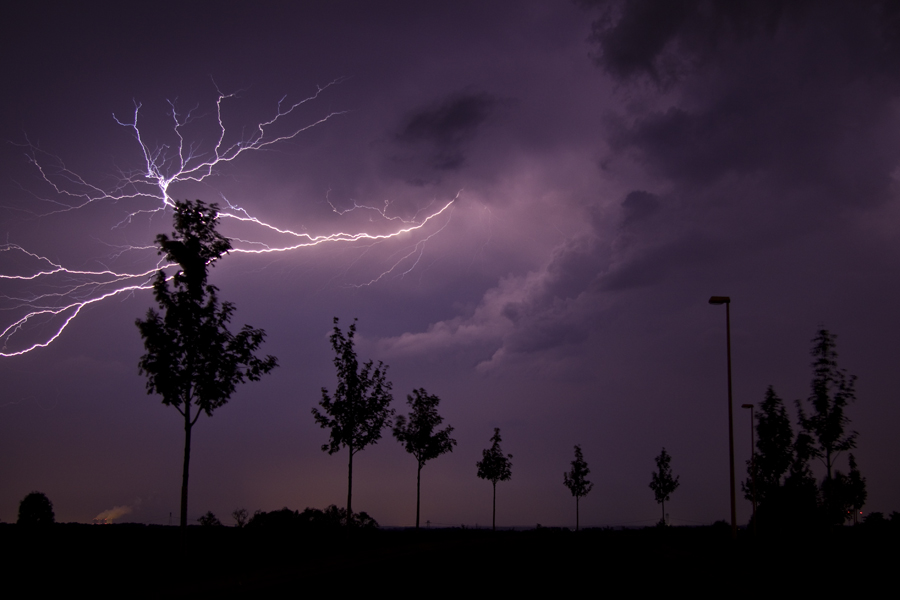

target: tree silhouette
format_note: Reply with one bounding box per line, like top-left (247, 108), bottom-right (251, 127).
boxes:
top-left (314, 317), bottom-right (394, 523)
top-left (798, 329), bottom-right (858, 519)
top-left (845, 453), bottom-right (867, 524)
top-left (563, 444), bottom-right (593, 531)
top-left (476, 427), bottom-right (513, 531)
top-left (198, 511), bottom-right (223, 526)
top-left (136, 199), bottom-right (278, 528)
top-left (649, 447), bottom-right (679, 526)
top-left (17, 491), bottom-right (55, 526)
top-left (393, 388), bottom-right (457, 529)
top-left (827, 452), bottom-right (867, 525)
top-left (742, 386), bottom-right (794, 506)
top-left (232, 507), bottom-right (249, 528)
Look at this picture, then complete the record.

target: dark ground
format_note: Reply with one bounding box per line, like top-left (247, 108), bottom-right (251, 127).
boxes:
top-left (4, 523), bottom-right (895, 596)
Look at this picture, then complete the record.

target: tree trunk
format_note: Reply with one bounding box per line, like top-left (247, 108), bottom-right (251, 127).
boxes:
top-left (181, 406), bottom-right (192, 528)
top-left (661, 499), bottom-right (665, 525)
top-left (492, 481), bottom-right (497, 531)
top-left (416, 461), bottom-right (422, 530)
top-left (576, 496), bottom-right (580, 532)
top-left (347, 444), bottom-right (354, 524)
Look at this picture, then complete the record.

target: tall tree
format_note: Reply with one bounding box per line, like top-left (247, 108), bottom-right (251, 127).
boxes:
top-left (798, 329), bottom-right (858, 514)
top-left (742, 386), bottom-right (794, 506)
top-left (314, 317), bottom-right (394, 523)
top-left (649, 447), bottom-right (680, 525)
top-left (476, 427), bottom-right (513, 531)
top-left (393, 388), bottom-right (457, 529)
top-left (563, 444), bottom-right (594, 531)
top-left (136, 200), bottom-right (277, 527)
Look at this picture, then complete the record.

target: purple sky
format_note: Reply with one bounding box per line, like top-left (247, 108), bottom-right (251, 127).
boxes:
top-left (2, 1), bottom-right (899, 528)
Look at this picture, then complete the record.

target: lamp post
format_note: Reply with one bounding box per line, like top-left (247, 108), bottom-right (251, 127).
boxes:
top-left (709, 295), bottom-right (737, 540)
top-left (742, 403), bottom-right (756, 535)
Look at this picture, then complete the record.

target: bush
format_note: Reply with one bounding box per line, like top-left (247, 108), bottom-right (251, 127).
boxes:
top-left (18, 492), bottom-right (55, 526)
top-left (197, 511), bottom-right (223, 527)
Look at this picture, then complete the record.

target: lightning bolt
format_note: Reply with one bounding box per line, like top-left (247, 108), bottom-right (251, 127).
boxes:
top-left (1, 82), bottom-right (457, 357)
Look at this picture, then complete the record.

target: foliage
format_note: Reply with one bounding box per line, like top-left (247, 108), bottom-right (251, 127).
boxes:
top-left (17, 491), bottom-right (55, 526)
top-left (563, 444), bottom-right (594, 499)
top-left (313, 317), bottom-right (394, 519)
top-left (232, 507), bottom-right (249, 528)
top-left (798, 329), bottom-right (857, 481)
top-left (136, 199), bottom-right (278, 418)
top-left (795, 329), bottom-right (860, 525)
top-left (136, 199), bottom-right (278, 527)
top-left (742, 386), bottom-right (793, 505)
top-left (563, 444), bottom-right (594, 531)
top-left (477, 428), bottom-right (513, 485)
top-left (198, 511), bottom-right (223, 527)
top-left (826, 453), bottom-right (867, 525)
top-left (394, 388), bottom-right (457, 468)
top-left (246, 505), bottom-right (378, 530)
top-left (476, 427), bottom-right (513, 530)
top-left (744, 331), bottom-right (865, 533)
top-left (393, 388), bottom-right (457, 528)
top-left (649, 447), bottom-right (679, 525)
top-left (845, 453), bottom-right (867, 520)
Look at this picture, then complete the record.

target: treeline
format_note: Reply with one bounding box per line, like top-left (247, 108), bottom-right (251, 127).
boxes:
top-left (743, 330), bottom-right (869, 533)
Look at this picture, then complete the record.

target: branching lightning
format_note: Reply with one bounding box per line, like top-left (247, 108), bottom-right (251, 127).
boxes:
top-left (1, 82), bottom-right (457, 357)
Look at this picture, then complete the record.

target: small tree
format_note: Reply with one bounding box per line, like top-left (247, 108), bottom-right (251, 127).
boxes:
top-left (563, 445), bottom-right (593, 531)
top-left (17, 492), bottom-right (55, 526)
top-left (313, 317), bottom-right (394, 522)
top-left (649, 447), bottom-right (679, 526)
top-left (232, 507), bottom-right (249, 528)
top-left (476, 427), bottom-right (513, 531)
top-left (198, 511), bottom-right (223, 527)
top-left (136, 199), bottom-right (278, 527)
top-left (393, 388), bottom-right (457, 529)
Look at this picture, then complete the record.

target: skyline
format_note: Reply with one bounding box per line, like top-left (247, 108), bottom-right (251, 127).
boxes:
top-left (2, 1), bottom-right (899, 528)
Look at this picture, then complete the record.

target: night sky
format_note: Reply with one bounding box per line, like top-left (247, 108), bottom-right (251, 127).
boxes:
top-left (2, 1), bottom-right (899, 528)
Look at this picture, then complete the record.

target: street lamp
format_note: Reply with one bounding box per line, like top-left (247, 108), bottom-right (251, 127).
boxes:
top-left (742, 403), bottom-right (756, 534)
top-left (709, 295), bottom-right (737, 540)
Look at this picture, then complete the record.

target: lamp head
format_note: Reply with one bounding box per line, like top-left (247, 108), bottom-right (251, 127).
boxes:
top-left (709, 296), bottom-right (731, 305)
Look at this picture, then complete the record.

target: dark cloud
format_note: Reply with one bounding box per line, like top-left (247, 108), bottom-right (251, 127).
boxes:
top-left (388, 91), bottom-right (499, 181)
top-left (581, 0), bottom-right (806, 84)
top-left (621, 190), bottom-right (660, 228)
top-left (597, 0), bottom-right (900, 244)
top-left (397, 91), bottom-right (497, 148)
top-left (600, 233), bottom-right (722, 292)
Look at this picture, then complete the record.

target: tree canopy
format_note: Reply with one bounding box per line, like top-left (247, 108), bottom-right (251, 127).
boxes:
top-left (17, 491), bottom-right (55, 526)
